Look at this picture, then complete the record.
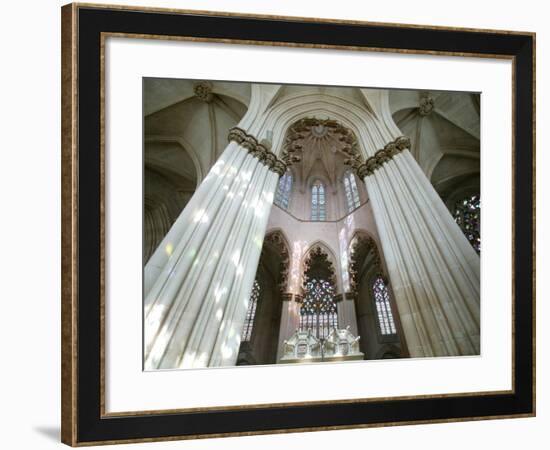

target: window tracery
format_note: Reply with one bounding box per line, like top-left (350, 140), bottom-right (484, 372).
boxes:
top-left (274, 171), bottom-right (292, 209)
top-left (343, 170), bottom-right (361, 212)
top-left (372, 276), bottom-right (397, 335)
top-left (299, 278), bottom-right (338, 340)
top-left (453, 194), bottom-right (480, 253)
top-left (311, 180), bottom-right (326, 221)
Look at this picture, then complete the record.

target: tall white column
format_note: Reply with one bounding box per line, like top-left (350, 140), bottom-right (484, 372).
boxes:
top-left (336, 294), bottom-right (359, 336)
top-left (144, 128), bottom-right (284, 369)
top-left (276, 294), bottom-right (301, 361)
top-left (360, 138), bottom-right (480, 357)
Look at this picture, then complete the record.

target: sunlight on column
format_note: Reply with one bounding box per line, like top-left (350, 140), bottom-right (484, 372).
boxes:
top-left (193, 209), bottom-right (209, 224)
top-left (165, 243), bottom-right (173, 256)
top-left (345, 213), bottom-right (355, 230)
top-left (262, 190), bottom-right (275, 203)
top-left (195, 352), bottom-right (209, 367)
top-left (214, 285), bottom-right (227, 304)
top-left (145, 331), bottom-right (171, 369)
top-left (339, 227), bottom-right (350, 291)
top-left (144, 304), bottom-right (167, 331)
top-left (253, 235), bottom-right (263, 249)
top-left (202, 158), bottom-right (225, 183)
top-left (231, 249), bottom-right (241, 267)
top-left (236, 264), bottom-right (244, 278)
top-left (290, 240), bottom-right (306, 293)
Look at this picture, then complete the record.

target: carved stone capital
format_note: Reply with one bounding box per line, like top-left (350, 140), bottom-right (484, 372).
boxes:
top-left (354, 136), bottom-right (411, 179)
top-left (228, 127), bottom-right (288, 176)
top-left (281, 292), bottom-right (293, 302)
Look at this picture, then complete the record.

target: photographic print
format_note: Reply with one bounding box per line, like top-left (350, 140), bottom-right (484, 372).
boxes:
top-left (143, 79), bottom-right (481, 371)
top-left (62, 4), bottom-right (534, 444)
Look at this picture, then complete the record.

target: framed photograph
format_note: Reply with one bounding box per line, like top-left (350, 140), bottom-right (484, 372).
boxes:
top-left (61, 2), bottom-right (535, 446)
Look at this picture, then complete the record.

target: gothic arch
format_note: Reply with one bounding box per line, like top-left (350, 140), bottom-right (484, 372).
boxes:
top-left (301, 241), bottom-right (338, 291)
top-left (240, 88), bottom-right (402, 161)
top-left (347, 231), bottom-right (385, 293)
top-left (262, 229), bottom-right (291, 293)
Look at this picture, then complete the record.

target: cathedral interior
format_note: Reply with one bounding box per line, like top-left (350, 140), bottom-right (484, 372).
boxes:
top-left (143, 79), bottom-right (481, 370)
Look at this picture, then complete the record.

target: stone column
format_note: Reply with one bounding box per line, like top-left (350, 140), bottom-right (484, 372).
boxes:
top-left (144, 128), bottom-right (285, 369)
top-left (356, 137), bottom-right (480, 357)
top-left (336, 293), bottom-right (359, 336)
top-left (276, 293), bottom-right (302, 361)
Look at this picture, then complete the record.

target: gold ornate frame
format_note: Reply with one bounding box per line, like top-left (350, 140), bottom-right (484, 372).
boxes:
top-left (61, 2), bottom-right (536, 446)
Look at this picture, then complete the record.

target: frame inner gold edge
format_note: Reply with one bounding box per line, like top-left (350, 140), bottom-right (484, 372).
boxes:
top-left (98, 29), bottom-right (518, 418)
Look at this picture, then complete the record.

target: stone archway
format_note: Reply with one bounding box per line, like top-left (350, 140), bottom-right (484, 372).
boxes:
top-left (237, 230), bottom-right (291, 365)
top-left (347, 232), bottom-right (403, 359)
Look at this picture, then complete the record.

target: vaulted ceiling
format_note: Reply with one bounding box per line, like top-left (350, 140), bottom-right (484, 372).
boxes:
top-left (389, 90), bottom-right (480, 205)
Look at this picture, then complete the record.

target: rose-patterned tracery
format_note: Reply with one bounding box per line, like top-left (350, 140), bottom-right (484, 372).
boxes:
top-left (300, 245), bottom-right (338, 339)
top-left (300, 278), bottom-right (338, 340)
top-left (453, 194), bottom-right (480, 253)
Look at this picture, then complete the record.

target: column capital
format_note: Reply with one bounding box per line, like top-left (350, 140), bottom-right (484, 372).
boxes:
top-left (343, 291), bottom-right (358, 301)
top-left (281, 292), bottom-right (293, 302)
top-left (347, 136), bottom-right (411, 179)
top-left (228, 127), bottom-right (287, 176)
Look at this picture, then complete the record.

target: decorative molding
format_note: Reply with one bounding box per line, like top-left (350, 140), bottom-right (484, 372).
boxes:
top-left (228, 127), bottom-right (287, 176)
top-left (334, 293), bottom-right (344, 303)
top-left (346, 136), bottom-right (411, 179)
top-left (279, 119), bottom-right (411, 180)
top-left (193, 81), bottom-right (213, 102)
top-left (281, 292), bottom-right (293, 302)
top-left (302, 245), bottom-right (337, 289)
top-left (282, 118), bottom-right (359, 169)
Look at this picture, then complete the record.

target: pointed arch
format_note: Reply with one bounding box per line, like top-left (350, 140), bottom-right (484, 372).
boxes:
top-left (301, 240), bottom-right (339, 288)
top-left (347, 231), bottom-right (385, 292)
top-left (300, 241), bottom-right (339, 339)
top-left (263, 229), bottom-right (291, 292)
top-left (348, 231), bottom-right (399, 339)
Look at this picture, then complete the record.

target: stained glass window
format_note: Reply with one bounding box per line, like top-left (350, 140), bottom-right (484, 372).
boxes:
top-left (311, 180), bottom-right (326, 221)
top-left (274, 171), bottom-right (292, 209)
top-left (453, 194), bottom-right (480, 253)
top-left (241, 279), bottom-right (260, 342)
top-left (300, 278), bottom-right (338, 339)
top-left (343, 170), bottom-right (361, 212)
top-left (373, 276), bottom-right (396, 335)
